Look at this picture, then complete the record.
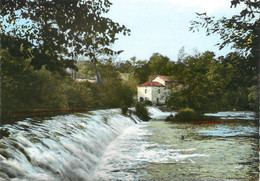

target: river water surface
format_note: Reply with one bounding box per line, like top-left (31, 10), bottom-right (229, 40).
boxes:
top-left (0, 107), bottom-right (259, 180)
top-left (94, 108), bottom-right (259, 180)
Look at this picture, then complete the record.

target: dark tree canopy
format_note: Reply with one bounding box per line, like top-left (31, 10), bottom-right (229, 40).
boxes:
top-left (1, 0), bottom-right (130, 72)
top-left (148, 53), bottom-right (174, 76)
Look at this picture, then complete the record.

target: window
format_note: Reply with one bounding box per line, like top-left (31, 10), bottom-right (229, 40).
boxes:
top-left (145, 97), bottom-right (148, 101)
top-left (145, 89), bottom-right (147, 94)
top-left (158, 89), bottom-right (160, 94)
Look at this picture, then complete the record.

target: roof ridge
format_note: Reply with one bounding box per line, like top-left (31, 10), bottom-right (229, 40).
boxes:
top-left (138, 81), bottom-right (165, 87)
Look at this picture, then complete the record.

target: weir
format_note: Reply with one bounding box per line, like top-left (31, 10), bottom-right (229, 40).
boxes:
top-left (0, 107), bottom-right (258, 180)
top-left (0, 109), bottom-right (141, 181)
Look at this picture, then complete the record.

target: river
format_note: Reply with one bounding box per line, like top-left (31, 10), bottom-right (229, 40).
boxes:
top-left (0, 107), bottom-right (259, 180)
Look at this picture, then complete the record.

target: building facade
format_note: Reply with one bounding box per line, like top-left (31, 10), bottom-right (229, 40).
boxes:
top-left (137, 75), bottom-right (173, 105)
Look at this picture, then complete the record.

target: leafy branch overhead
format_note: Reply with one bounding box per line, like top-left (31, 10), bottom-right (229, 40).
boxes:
top-left (1, 0), bottom-right (130, 71)
top-left (190, 0), bottom-right (259, 56)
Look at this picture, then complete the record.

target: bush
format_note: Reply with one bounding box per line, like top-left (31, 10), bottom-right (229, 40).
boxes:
top-left (135, 103), bottom-right (150, 121)
top-left (174, 108), bottom-right (202, 121)
top-left (121, 106), bottom-right (128, 115)
top-left (95, 79), bottom-right (134, 109)
top-left (166, 114), bottom-right (174, 121)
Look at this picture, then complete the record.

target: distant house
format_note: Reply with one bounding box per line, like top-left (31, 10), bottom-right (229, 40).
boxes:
top-left (137, 75), bottom-right (174, 105)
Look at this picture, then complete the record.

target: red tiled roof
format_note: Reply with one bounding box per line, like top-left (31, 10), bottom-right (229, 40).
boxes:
top-left (138, 81), bottom-right (165, 87)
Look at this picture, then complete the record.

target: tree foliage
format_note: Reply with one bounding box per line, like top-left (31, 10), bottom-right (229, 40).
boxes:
top-left (121, 54), bottom-right (175, 84)
top-left (148, 53), bottom-right (174, 75)
top-left (188, 0), bottom-right (259, 113)
top-left (167, 51), bottom-right (258, 113)
top-left (173, 108), bottom-right (202, 121)
top-left (1, 0), bottom-right (130, 72)
top-left (190, 0), bottom-right (259, 58)
top-left (135, 102), bottom-right (150, 121)
top-left (1, 44), bottom-right (135, 124)
top-left (168, 52), bottom-right (220, 113)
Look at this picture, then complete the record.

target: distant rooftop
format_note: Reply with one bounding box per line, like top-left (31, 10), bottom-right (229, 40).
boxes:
top-left (138, 81), bottom-right (165, 87)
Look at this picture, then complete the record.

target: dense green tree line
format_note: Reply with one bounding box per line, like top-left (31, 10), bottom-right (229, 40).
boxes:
top-left (0, 0), bottom-right (132, 124)
top-left (186, 0), bottom-right (259, 113)
top-left (115, 50), bottom-right (258, 113)
top-left (167, 51), bottom-right (258, 113)
top-left (1, 0), bottom-right (258, 124)
top-left (115, 53), bottom-right (174, 84)
top-left (1, 37), bottom-right (257, 124)
top-left (0, 37), bottom-right (134, 124)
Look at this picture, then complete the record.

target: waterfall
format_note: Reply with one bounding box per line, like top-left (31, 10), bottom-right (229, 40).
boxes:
top-left (0, 109), bottom-right (141, 181)
top-left (147, 107), bottom-right (177, 120)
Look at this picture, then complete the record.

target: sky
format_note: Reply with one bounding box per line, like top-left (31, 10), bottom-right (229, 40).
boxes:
top-left (106, 0), bottom-right (243, 62)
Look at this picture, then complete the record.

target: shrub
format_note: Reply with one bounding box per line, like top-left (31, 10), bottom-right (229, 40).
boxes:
top-left (97, 79), bottom-right (134, 109)
top-left (135, 102), bottom-right (150, 121)
top-left (174, 108), bottom-right (202, 121)
top-left (121, 106), bottom-right (128, 115)
top-left (166, 114), bottom-right (174, 121)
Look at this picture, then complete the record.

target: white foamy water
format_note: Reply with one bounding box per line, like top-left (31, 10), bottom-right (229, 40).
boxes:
top-left (0, 107), bottom-right (258, 181)
top-left (147, 107), bottom-right (177, 120)
top-left (197, 125), bottom-right (258, 137)
top-left (0, 109), bottom-right (140, 181)
top-left (93, 108), bottom-right (258, 180)
top-left (93, 122), bottom-right (209, 180)
top-left (205, 111), bottom-right (257, 120)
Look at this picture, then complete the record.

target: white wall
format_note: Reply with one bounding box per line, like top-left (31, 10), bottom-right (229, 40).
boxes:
top-left (152, 76), bottom-right (165, 86)
top-left (151, 86), bottom-right (167, 105)
top-left (138, 86), bottom-right (167, 105)
top-left (137, 77), bottom-right (172, 105)
top-left (137, 86), bottom-right (152, 102)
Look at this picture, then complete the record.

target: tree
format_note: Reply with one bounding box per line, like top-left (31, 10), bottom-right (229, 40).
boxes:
top-left (1, 0), bottom-right (130, 72)
top-left (168, 52), bottom-right (225, 113)
top-left (189, 0), bottom-right (259, 112)
top-left (99, 78), bottom-right (134, 108)
top-left (76, 61), bottom-right (96, 78)
top-left (190, 0), bottom-right (259, 58)
top-left (115, 60), bottom-right (135, 73)
top-left (177, 46), bottom-right (188, 62)
top-left (167, 50), bottom-right (258, 112)
top-left (133, 60), bottom-right (151, 84)
top-left (1, 47), bottom-right (71, 123)
top-left (219, 52), bottom-right (258, 110)
top-left (148, 53), bottom-right (174, 75)
top-left (82, 60), bottom-right (135, 108)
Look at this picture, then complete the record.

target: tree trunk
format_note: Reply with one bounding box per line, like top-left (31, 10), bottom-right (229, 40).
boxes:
top-left (92, 58), bottom-right (102, 84)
